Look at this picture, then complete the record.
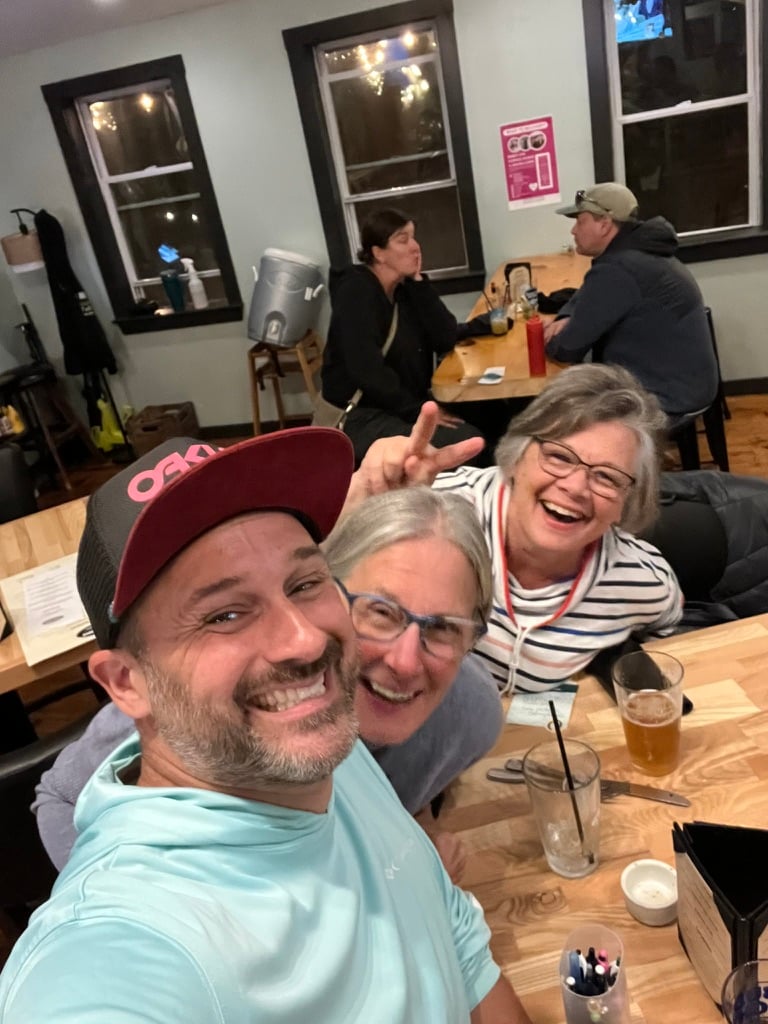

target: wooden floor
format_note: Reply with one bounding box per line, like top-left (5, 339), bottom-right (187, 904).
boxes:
top-left (3, 394), bottom-right (768, 965)
top-left (41, 395), bottom-right (768, 501)
top-left (709, 393), bottom-right (768, 477)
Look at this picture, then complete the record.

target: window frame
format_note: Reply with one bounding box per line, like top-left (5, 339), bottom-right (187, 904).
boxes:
top-left (42, 55), bottom-right (242, 334)
top-left (284, 0), bottom-right (486, 295)
top-left (581, 0), bottom-right (768, 263)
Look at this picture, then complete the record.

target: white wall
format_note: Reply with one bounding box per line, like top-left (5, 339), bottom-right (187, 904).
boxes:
top-left (0, 0), bottom-right (764, 429)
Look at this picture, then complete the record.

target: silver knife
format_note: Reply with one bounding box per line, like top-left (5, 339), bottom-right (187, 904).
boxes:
top-left (487, 759), bottom-right (690, 807)
top-left (603, 779), bottom-right (690, 807)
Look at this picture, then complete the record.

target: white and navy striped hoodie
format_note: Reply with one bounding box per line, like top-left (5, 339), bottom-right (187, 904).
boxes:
top-left (432, 466), bottom-right (683, 694)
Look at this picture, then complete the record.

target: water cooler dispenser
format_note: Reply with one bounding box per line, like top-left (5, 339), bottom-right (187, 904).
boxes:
top-left (247, 248), bottom-right (324, 348)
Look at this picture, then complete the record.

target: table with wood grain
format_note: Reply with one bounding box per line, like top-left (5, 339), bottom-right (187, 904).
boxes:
top-left (431, 251), bottom-right (591, 404)
top-left (0, 497), bottom-right (94, 695)
top-left (440, 615), bottom-right (768, 1023)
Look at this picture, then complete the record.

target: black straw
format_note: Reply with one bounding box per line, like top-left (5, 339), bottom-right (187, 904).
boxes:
top-left (548, 700), bottom-right (594, 865)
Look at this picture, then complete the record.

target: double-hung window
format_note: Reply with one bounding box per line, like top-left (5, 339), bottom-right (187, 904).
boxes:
top-left (582, 0), bottom-right (764, 260)
top-left (43, 56), bottom-right (242, 332)
top-left (285, 0), bottom-right (485, 292)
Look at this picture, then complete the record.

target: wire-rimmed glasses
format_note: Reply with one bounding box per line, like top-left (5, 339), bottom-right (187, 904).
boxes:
top-left (533, 437), bottom-right (635, 498)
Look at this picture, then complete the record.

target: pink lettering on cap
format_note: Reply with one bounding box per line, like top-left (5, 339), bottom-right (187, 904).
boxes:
top-left (126, 443), bottom-right (218, 503)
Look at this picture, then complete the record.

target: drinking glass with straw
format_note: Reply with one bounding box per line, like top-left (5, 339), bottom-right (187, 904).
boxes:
top-left (521, 705), bottom-right (601, 878)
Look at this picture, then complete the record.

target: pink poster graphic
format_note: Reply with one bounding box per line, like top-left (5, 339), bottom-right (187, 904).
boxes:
top-left (499, 116), bottom-right (561, 211)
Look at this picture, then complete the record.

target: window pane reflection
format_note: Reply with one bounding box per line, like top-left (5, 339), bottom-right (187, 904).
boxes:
top-left (322, 29), bottom-right (436, 73)
top-left (346, 153), bottom-right (450, 196)
top-left (615, 0), bottom-right (747, 115)
top-left (623, 104), bottom-right (748, 232)
top-left (330, 59), bottom-right (447, 192)
top-left (353, 187), bottom-right (466, 271)
top-left (88, 85), bottom-right (189, 174)
top-left (110, 171), bottom-right (199, 208)
top-left (117, 196), bottom-right (218, 279)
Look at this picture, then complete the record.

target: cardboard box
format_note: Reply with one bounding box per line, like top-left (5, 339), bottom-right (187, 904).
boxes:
top-left (127, 402), bottom-right (199, 456)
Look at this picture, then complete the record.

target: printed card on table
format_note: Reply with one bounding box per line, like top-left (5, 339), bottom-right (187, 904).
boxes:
top-left (506, 682), bottom-right (578, 730)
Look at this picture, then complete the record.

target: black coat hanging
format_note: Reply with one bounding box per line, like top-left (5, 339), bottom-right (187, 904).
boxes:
top-left (33, 209), bottom-right (117, 376)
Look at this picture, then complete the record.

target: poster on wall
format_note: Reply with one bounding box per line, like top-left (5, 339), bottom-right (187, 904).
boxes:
top-left (499, 116), bottom-right (561, 211)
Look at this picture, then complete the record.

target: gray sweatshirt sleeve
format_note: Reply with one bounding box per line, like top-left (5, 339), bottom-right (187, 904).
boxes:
top-left (370, 654), bottom-right (503, 814)
top-left (32, 702), bottom-right (135, 870)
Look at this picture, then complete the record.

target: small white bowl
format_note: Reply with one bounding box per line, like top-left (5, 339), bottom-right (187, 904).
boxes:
top-left (620, 859), bottom-right (678, 926)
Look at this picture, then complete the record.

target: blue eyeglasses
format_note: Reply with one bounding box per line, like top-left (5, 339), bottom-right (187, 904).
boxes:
top-left (335, 579), bottom-right (486, 660)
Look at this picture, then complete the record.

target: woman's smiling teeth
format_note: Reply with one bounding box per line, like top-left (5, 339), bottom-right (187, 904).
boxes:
top-left (541, 499), bottom-right (586, 524)
top-left (366, 678), bottom-right (419, 704)
top-left (250, 676), bottom-right (326, 712)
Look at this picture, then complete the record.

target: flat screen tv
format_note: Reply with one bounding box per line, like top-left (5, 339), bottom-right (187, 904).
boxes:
top-left (615, 1), bottom-right (672, 44)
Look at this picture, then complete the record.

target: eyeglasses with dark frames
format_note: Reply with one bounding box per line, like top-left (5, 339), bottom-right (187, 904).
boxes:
top-left (533, 437), bottom-right (636, 498)
top-left (335, 579), bottom-right (486, 660)
top-left (575, 189), bottom-right (613, 217)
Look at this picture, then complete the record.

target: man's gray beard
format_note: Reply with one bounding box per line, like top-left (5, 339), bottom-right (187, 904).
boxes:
top-left (142, 639), bottom-right (360, 790)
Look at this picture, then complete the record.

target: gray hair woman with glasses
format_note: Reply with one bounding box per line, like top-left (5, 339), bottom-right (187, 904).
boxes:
top-left (429, 364), bottom-right (682, 694)
top-left (323, 487), bottom-right (501, 877)
top-left (34, 488), bottom-right (502, 883)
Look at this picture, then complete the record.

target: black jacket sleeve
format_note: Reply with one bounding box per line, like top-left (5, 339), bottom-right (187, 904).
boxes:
top-left (545, 262), bottom-right (641, 363)
top-left (399, 276), bottom-right (458, 357)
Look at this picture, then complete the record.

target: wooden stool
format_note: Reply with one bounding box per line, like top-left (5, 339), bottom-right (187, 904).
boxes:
top-left (247, 330), bottom-right (323, 434)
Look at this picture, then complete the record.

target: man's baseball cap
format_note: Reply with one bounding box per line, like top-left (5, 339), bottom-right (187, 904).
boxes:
top-left (556, 183), bottom-right (639, 221)
top-left (76, 428), bottom-right (354, 649)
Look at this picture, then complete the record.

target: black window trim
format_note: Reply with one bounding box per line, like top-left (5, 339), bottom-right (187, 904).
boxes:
top-left (581, 0), bottom-right (768, 264)
top-left (41, 54), bottom-right (242, 334)
top-left (283, 0), bottom-right (486, 296)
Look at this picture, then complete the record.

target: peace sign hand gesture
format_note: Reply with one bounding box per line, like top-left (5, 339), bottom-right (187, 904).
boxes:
top-left (342, 401), bottom-right (485, 515)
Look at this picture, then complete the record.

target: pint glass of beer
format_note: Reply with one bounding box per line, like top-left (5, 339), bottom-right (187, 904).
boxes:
top-left (611, 651), bottom-right (684, 776)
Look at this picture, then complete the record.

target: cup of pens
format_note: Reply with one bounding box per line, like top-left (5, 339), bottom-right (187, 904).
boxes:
top-left (560, 923), bottom-right (631, 1024)
top-left (522, 737), bottom-right (601, 878)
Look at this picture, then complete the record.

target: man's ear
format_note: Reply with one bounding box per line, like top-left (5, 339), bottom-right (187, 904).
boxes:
top-left (88, 648), bottom-right (152, 720)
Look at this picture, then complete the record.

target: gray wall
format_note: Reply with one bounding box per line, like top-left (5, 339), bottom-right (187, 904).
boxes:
top-left (0, 0), bottom-right (763, 427)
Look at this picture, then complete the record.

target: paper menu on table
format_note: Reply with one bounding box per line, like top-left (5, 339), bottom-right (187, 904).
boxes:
top-left (0, 553), bottom-right (94, 666)
top-left (23, 561), bottom-right (85, 634)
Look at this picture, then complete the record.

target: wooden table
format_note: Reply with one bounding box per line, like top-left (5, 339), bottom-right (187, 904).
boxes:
top-left (441, 615), bottom-right (768, 1023)
top-left (431, 251), bottom-right (591, 403)
top-left (0, 498), bottom-right (94, 695)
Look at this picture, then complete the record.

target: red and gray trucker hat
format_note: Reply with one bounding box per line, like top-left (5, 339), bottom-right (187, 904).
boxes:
top-left (76, 428), bottom-right (354, 648)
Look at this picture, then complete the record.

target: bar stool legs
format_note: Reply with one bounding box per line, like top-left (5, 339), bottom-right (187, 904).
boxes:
top-left (671, 308), bottom-right (731, 472)
top-left (671, 403), bottom-right (730, 473)
top-left (1, 370), bottom-right (101, 491)
top-left (704, 307), bottom-right (730, 421)
top-left (247, 331), bottom-right (323, 435)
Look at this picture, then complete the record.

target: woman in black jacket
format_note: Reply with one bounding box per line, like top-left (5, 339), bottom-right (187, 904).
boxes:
top-left (320, 208), bottom-right (485, 464)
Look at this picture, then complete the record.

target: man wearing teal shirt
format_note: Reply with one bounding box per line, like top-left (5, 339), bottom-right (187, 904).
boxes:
top-left (0, 429), bottom-right (530, 1024)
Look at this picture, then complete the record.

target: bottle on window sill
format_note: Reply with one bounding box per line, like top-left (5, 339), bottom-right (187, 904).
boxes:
top-left (181, 258), bottom-right (209, 310)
